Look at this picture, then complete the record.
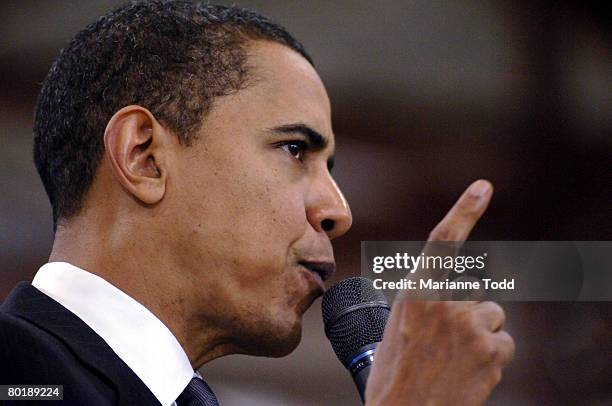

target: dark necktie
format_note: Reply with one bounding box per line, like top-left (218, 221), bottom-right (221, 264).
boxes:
top-left (176, 377), bottom-right (219, 406)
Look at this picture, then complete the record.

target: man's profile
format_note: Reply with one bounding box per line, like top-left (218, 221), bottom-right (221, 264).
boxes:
top-left (0, 1), bottom-right (513, 405)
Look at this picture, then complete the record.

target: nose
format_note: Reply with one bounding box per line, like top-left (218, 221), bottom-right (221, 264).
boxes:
top-left (306, 171), bottom-right (352, 240)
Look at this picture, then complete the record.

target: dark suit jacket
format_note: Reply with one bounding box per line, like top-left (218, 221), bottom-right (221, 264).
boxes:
top-left (0, 282), bottom-right (161, 405)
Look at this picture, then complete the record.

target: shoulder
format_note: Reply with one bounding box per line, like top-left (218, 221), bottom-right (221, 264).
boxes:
top-left (0, 312), bottom-right (116, 404)
top-left (0, 311), bottom-right (74, 379)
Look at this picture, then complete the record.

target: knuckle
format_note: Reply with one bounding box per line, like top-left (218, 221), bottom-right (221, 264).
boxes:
top-left (433, 300), bottom-right (451, 311)
top-left (431, 301), bottom-right (457, 321)
top-left (455, 307), bottom-right (477, 329)
top-left (428, 225), bottom-right (454, 242)
top-left (423, 302), bottom-right (457, 335)
top-left (398, 323), bottom-right (411, 342)
top-left (457, 195), bottom-right (482, 217)
top-left (489, 368), bottom-right (503, 387)
top-left (475, 335), bottom-right (496, 358)
top-left (488, 301), bottom-right (506, 324)
top-left (488, 345), bottom-right (501, 363)
top-left (396, 301), bottom-right (428, 341)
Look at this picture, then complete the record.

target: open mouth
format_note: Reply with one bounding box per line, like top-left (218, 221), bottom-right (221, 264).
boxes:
top-left (298, 261), bottom-right (336, 282)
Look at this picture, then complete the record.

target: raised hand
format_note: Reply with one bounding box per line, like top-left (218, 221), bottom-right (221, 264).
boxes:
top-left (365, 180), bottom-right (515, 406)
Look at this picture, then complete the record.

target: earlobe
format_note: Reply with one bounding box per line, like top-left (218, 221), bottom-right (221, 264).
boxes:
top-left (103, 105), bottom-right (168, 205)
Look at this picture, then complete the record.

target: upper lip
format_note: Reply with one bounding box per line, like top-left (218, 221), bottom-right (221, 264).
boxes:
top-left (299, 260), bottom-right (336, 282)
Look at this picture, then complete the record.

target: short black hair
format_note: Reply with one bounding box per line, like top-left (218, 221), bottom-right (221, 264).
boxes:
top-left (33, 0), bottom-right (312, 230)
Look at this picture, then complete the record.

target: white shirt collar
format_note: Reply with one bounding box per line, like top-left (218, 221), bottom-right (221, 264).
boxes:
top-left (32, 262), bottom-right (194, 406)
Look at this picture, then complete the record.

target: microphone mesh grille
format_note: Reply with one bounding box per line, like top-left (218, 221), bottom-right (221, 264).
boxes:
top-left (322, 277), bottom-right (390, 364)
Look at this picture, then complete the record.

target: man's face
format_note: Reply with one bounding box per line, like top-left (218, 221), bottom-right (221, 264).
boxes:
top-left (169, 41), bottom-right (352, 356)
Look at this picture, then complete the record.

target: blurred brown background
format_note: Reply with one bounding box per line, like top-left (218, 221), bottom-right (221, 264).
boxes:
top-left (1, 0), bottom-right (610, 404)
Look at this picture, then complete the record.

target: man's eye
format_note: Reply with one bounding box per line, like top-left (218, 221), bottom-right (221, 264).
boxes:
top-left (280, 141), bottom-right (307, 160)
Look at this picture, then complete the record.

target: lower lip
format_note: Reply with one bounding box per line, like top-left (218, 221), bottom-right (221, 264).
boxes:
top-left (300, 265), bottom-right (325, 292)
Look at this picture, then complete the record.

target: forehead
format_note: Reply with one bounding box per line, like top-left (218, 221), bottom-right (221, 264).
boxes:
top-left (241, 41), bottom-right (334, 144)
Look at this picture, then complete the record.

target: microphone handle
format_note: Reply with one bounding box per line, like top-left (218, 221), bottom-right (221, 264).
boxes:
top-left (345, 343), bottom-right (379, 403)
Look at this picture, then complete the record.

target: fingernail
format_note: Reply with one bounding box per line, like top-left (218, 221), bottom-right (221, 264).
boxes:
top-left (468, 180), bottom-right (490, 198)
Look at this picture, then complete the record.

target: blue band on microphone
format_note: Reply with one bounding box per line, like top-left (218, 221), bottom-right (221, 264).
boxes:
top-left (347, 349), bottom-right (375, 369)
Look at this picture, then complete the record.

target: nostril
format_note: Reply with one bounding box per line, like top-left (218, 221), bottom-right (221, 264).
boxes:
top-left (321, 219), bottom-right (335, 232)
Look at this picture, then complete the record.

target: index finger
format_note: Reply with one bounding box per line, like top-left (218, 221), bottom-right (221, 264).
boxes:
top-left (396, 180), bottom-right (493, 302)
top-left (428, 179), bottom-right (493, 243)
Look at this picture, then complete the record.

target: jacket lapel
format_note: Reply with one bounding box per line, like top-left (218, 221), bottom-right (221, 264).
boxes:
top-left (1, 282), bottom-right (162, 405)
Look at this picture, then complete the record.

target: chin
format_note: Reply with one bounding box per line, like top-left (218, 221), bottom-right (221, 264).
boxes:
top-left (236, 314), bottom-right (304, 358)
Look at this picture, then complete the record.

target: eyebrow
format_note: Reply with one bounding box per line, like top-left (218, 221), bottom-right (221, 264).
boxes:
top-left (268, 123), bottom-right (335, 171)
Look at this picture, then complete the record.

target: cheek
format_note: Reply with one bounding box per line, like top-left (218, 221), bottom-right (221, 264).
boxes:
top-left (234, 188), bottom-right (307, 271)
top-left (207, 174), bottom-right (307, 264)
top-left (229, 165), bottom-right (309, 245)
top-left (174, 146), bottom-right (310, 278)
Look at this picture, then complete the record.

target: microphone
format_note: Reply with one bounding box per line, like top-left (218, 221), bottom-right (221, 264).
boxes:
top-left (322, 277), bottom-right (390, 402)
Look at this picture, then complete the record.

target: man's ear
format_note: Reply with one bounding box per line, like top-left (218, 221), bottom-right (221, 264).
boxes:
top-left (103, 105), bottom-right (170, 205)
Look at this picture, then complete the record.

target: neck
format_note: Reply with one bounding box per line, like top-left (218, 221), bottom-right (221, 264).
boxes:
top-left (49, 216), bottom-right (238, 368)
